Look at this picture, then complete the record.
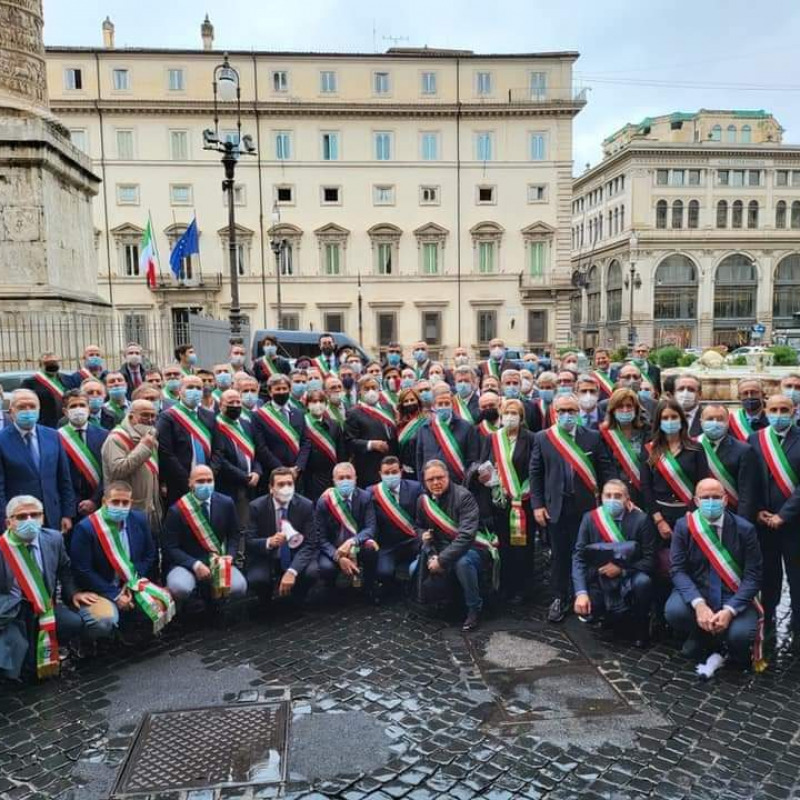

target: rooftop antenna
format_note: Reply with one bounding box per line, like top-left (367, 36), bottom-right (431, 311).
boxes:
top-left (383, 34), bottom-right (410, 49)
top-left (372, 19), bottom-right (378, 52)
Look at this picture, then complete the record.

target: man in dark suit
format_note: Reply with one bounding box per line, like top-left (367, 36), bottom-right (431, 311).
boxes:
top-left (368, 456), bottom-right (423, 596)
top-left (156, 374), bottom-right (217, 508)
top-left (0, 389), bottom-right (75, 534)
top-left (79, 379), bottom-right (118, 431)
top-left (749, 394), bottom-right (800, 633)
top-left (118, 342), bottom-right (147, 400)
top-left (667, 478), bottom-right (762, 667)
top-left (628, 343), bottom-right (662, 395)
top-left (0, 494), bottom-right (115, 681)
top-left (71, 344), bottom-right (108, 384)
top-left (315, 462), bottom-right (377, 590)
top-left (675, 374), bottom-right (703, 437)
top-left (576, 374), bottom-right (603, 430)
top-left (478, 338), bottom-right (516, 386)
top-left (730, 378), bottom-right (769, 441)
top-left (252, 335), bottom-right (291, 390)
top-left (573, 480), bottom-right (656, 646)
top-left (415, 385), bottom-right (478, 483)
top-left (245, 466), bottom-right (317, 604)
top-left (409, 340), bottom-right (433, 380)
top-left (452, 366), bottom-right (480, 425)
top-left (21, 352), bottom-right (79, 429)
top-left (381, 342), bottom-right (409, 373)
top-left (163, 465), bottom-right (247, 606)
top-left (345, 375), bottom-right (397, 488)
top-left (531, 392), bottom-right (615, 623)
top-left (59, 390), bottom-right (108, 523)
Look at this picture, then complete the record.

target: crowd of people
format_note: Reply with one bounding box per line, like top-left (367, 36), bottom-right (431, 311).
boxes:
top-left (0, 333), bottom-right (792, 683)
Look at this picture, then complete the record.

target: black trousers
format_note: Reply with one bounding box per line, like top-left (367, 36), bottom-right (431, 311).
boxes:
top-left (549, 505), bottom-right (584, 601)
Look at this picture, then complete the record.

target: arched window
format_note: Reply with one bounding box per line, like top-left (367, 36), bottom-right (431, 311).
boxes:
top-left (774, 254), bottom-right (800, 324)
top-left (606, 260), bottom-right (622, 322)
top-left (716, 200), bottom-right (728, 229)
top-left (688, 200), bottom-right (700, 229)
top-left (656, 199), bottom-right (667, 229)
top-left (672, 199), bottom-right (684, 229)
top-left (776, 201), bottom-right (787, 229)
top-left (792, 201), bottom-right (800, 229)
top-left (586, 265), bottom-right (601, 324)
top-left (741, 125), bottom-right (752, 144)
top-left (654, 254), bottom-right (698, 322)
top-left (747, 200), bottom-right (759, 229)
top-left (711, 125), bottom-right (722, 141)
top-left (726, 125), bottom-right (737, 143)
top-left (715, 254), bottom-right (757, 321)
top-left (732, 200), bottom-right (743, 229)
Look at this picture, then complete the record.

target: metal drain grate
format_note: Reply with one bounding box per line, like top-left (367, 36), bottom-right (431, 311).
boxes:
top-left (112, 702), bottom-right (289, 797)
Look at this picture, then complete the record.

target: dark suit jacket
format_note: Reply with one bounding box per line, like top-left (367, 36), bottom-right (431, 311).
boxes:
top-left (749, 426), bottom-right (800, 521)
top-left (314, 487), bottom-right (377, 559)
top-left (670, 510), bottom-right (762, 615)
top-left (572, 508), bottom-right (656, 596)
top-left (478, 359), bottom-right (516, 385)
top-left (252, 403), bottom-right (310, 477)
top-left (710, 435), bottom-right (759, 522)
top-left (62, 425), bottom-right (108, 512)
top-left (453, 392), bottom-right (480, 424)
top-left (415, 418), bottom-right (479, 483)
top-left (640, 445), bottom-right (708, 515)
top-left (21, 373), bottom-right (77, 428)
top-left (118, 363), bottom-right (148, 400)
top-left (368, 479), bottom-right (423, 549)
top-left (252, 355), bottom-right (291, 386)
top-left (245, 493), bottom-right (317, 577)
top-left (0, 424), bottom-right (75, 528)
top-left (612, 361), bottom-right (662, 395)
top-left (211, 418), bottom-right (262, 501)
top-left (530, 426), bottom-right (614, 525)
top-left (344, 406), bottom-right (398, 488)
top-left (70, 510), bottom-right (156, 601)
top-left (163, 491), bottom-right (240, 571)
top-left (304, 416), bottom-right (347, 501)
top-left (687, 408), bottom-right (703, 439)
top-left (414, 484), bottom-right (479, 570)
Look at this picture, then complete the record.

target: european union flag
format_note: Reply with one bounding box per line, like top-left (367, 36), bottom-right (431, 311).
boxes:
top-left (169, 217), bottom-right (200, 279)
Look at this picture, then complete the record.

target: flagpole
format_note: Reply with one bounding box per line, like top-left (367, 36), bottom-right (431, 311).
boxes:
top-left (149, 210), bottom-right (166, 285)
top-left (193, 208), bottom-right (204, 284)
top-left (171, 209), bottom-right (183, 283)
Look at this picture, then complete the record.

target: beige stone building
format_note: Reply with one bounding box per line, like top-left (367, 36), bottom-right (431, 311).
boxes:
top-left (571, 109), bottom-right (800, 350)
top-left (44, 17), bottom-right (586, 358)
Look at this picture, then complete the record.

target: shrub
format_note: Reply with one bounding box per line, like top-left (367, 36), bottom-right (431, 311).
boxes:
top-left (610, 346), bottom-right (628, 363)
top-left (652, 346), bottom-right (681, 369)
top-left (731, 355), bottom-right (747, 366)
top-left (677, 353), bottom-right (698, 367)
top-left (769, 345), bottom-right (798, 366)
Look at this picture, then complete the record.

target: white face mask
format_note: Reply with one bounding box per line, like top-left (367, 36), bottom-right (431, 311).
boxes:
top-left (275, 486), bottom-right (295, 505)
top-left (521, 379), bottom-right (533, 394)
top-left (363, 389), bottom-right (379, 405)
top-left (578, 392), bottom-right (598, 411)
top-left (308, 401), bottom-right (326, 417)
top-left (676, 389), bottom-right (697, 410)
top-left (502, 413), bottom-right (520, 430)
top-left (430, 374), bottom-right (444, 385)
top-left (67, 408), bottom-right (89, 427)
top-left (328, 391), bottom-right (342, 405)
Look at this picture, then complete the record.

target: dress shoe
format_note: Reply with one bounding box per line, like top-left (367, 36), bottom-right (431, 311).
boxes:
top-left (548, 597), bottom-right (567, 623)
top-left (462, 610), bottom-right (480, 632)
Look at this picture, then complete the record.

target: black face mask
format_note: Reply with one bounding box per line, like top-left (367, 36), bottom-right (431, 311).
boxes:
top-left (342, 376), bottom-right (355, 390)
top-left (225, 406), bottom-right (243, 420)
top-left (481, 408), bottom-right (500, 423)
top-left (272, 393), bottom-right (290, 406)
top-left (321, 346), bottom-right (334, 356)
top-left (402, 404), bottom-right (419, 415)
top-left (44, 362), bottom-right (60, 374)
top-left (742, 397), bottom-right (762, 413)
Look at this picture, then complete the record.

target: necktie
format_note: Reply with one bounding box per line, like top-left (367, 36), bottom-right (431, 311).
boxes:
top-left (77, 428), bottom-right (85, 443)
top-left (132, 368), bottom-right (142, 388)
top-left (278, 507), bottom-right (291, 570)
top-left (25, 431), bottom-right (40, 471)
top-left (190, 412), bottom-right (206, 466)
top-left (202, 500), bottom-right (210, 520)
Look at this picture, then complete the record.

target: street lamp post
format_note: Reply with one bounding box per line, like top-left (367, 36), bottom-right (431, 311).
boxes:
top-left (203, 53), bottom-right (256, 345)
top-left (270, 204), bottom-right (285, 329)
top-left (626, 231), bottom-right (641, 350)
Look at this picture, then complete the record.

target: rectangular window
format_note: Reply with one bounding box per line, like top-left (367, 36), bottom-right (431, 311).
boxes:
top-left (656, 169), bottom-right (669, 186)
top-left (324, 243), bottom-right (341, 275)
top-left (477, 310), bottom-right (497, 343)
top-left (374, 131), bottom-right (392, 161)
top-left (529, 133), bottom-right (547, 160)
top-left (529, 241), bottom-right (547, 277)
top-left (527, 184), bottom-right (547, 202)
top-left (123, 243), bottom-right (140, 276)
top-left (275, 185), bottom-right (294, 204)
top-left (527, 310), bottom-right (547, 343)
top-left (377, 312), bottom-right (397, 347)
top-left (476, 71), bottom-right (492, 95)
top-left (320, 70), bottom-right (337, 93)
top-left (280, 312), bottom-right (300, 331)
top-left (115, 129), bottom-right (134, 160)
top-left (321, 131), bottom-right (339, 161)
top-left (275, 131), bottom-right (291, 160)
top-left (112, 68), bottom-right (130, 91)
top-left (124, 314), bottom-right (148, 347)
top-left (748, 170), bottom-right (761, 186)
top-left (169, 130), bottom-right (189, 160)
top-left (321, 186), bottom-right (341, 205)
top-left (477, 186), bottom-right (496, 205)
top-left (777, 170), bottom-right (789, 187)
top-left (168, 68), bottom-right (185, 92)
top-left (792, 171), bottom-right (800, 187)
top-left (64, 68), bottom-right (83, 90)
top-left (69, 129), bottom-right (87, 153)
top-left (420, 132), bottom-right (439, 161)
top-left (422, 243), bottom-right (439, 275)
top-left (530, 71), bottom-right (547, 100)
top-left (731, 170), bottom-right (745, 187)
top-left (170, 184), bottom-right (192, 205)
top-left (717, 170), bottom-right (730, 186)
top-left (670, 170), bottom-right (684, 187)
top-left (688, 169), bottom-right (701, 185)
top-left (420, 185), bottom-right (439, 205)
top-left (422, 311), bottom-right (442, 345)
top-left (323, 312), bottom-right (344, 333)
top-left (272, 71), bottom-right (288, 92)
top-left (374, 71), bottom-right (390, 94)
top-left (478, 241), bottom-right (495, 273)
top-left (476, 132), bottom-right (493, 161)
top-left (421, 71), bottom-right (437, 95)
top-left (377, 243), bottom-right (393, 275)
top-left (116, 184), bottom-right (139, 205)
top-left (373, 185), bottom-right (395, 206)
top-left (231, 184), bottom-right (246, 206)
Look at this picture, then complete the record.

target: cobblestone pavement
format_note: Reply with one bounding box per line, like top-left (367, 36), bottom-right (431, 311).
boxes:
top-left (2, 582), bottom-right (800, 800)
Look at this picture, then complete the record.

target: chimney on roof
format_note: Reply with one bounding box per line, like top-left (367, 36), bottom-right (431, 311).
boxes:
top-left (201, 14), bottom-right (214, 51)
top-left (102, 16), bottom-right (115, 49)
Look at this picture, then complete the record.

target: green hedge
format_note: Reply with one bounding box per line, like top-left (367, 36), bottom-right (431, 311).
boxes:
top-left (768, 345), bottom-right (798, 366)
top-left (652, 346), bottom-right (682, 369)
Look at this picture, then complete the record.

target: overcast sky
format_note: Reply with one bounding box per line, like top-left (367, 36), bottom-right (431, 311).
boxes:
top-left (42, 0), bottom-right (800, 171)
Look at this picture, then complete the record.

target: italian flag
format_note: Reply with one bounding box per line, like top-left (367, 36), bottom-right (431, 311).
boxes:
top-left (140, 218), bottom-right (158, 289)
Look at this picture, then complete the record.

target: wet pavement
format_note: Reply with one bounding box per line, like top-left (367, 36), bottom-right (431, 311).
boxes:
top-left (2, 581), bottom-right (800, 800)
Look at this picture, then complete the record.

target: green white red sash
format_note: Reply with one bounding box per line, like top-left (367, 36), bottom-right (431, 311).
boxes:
top-left (111, 427), bottom-right (159, 478)
top-left (697, 434), bottom-right (738, 507)
top-left (256, 404), bottom-right (300, 456)
top-left (420, 495), bottom-right (499, 561)
top-left (304, 415), bottom-right (337, 463)
top-left (322, 488), bottom-right (358, 536)
top-left (487, 359), bottom-right (501, 379)
top-left (89, 509), bottom-right (175, 632)
top-left (647, 444), bottom-right (694, 504)
top-left (491, 429), bottom-right (530, 545)
top-left (537, 399), bottom-right (556, 428)
top-left (453, 394), bottom-right (475, 425)
top-left (600, 425), bottom-right (640, 490)
top-left (728, 408), bottom-right (754, 442)
top-left (326, 402), bottom-right (345, 428)
top-left (260, 356), bottom-right (280, 377)
top-left (757, 426), bottom-right (798, 499)
top-left (162, 387), bottom-right (179, 403)
top-left (358, 403), bottom-right (396, 430)
top-left (212, 388), bottom-right (223, 403)
top-left (477, 420), bottom-right (498, 438)
top-left (590, 507), bottom-right (626, 544)
top-left (593, 370), bottom-right (615, 398)
top-left (687, 511), bottom-right (766, 670)
top-left (313, 356), bottom-right (337, 377)
top-left (0, 531), bottom-right (59, 678)
top-left (58, 425), bottom-right (101, 491)
top-left (33, 371), bottom-right (65, 402)
top-left (381, 390), bottom-right (398, 411)
top-left (546, 426), bottom-right (598, 493)
top-left (175, 493), bottom-right (232, 597)
top-left (431, 417), bottom-right (466, 480)
top-left (398, 414), bottom-right (426, 447)
top-left (373, 482), bottom-right (416, 539)
top-left (104, 400), bottom-right (126, 425)
top-left (216, 415), bottom-right (255, 462)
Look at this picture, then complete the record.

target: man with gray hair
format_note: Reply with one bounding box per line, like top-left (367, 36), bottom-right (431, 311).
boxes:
top-left (452, 366), bottom-right (479, 425)
top-left (729, 378), bottom-right (768, 441)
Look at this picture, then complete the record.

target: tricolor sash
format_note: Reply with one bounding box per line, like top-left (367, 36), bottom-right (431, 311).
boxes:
top-left (89, 510), bottom-right (175, 633)
top-left (647, 444), bottom-right (694, 505)
top-left (600, 425), bottom-right (641, 490)
top-left (256, 405), bottom-right (301, 456)
top-left (358, 403), bottom-right (396, 430)
top-left (104, 400), bottom-right (127, 425)
top-left (313, 356), bottom-right (337, 377)
top-left (322, 488), bottom-right (359, 536)
top-left (326, 403), bottom-right (346, 429)
top-left (453, 394), bottom-right (475, 425)
top-left (59, 425), bottom-right (101, 491)
top-left (33, 372), bottom-right (65, 403)
top-left (175, 493), bottom-right (232, 597)
top-left (420, 496), bottom-right (499, 562)
top-left (0, 531), bottom-right (59, 679)
top-left (212, 388), bottom-right (223, 403)
top-left (373, 483), bottom-right (416, 539)
top-left (537, 399), bottom-right (557, 428)
top-left (487, 359), bottom-right (501, 379)
top-left (169, 404), bottom-right (212, 458)
top-left (259, 356), bottom-right (281, 378)
top-left (593, 370), bottom-right (615, 398)
top-left (111, 427), bottom-right (159, 478)
top-left (477, 420), bottom-right (499, 438)
top-left (728, 408), bottom-right (754, 442)
top-left (686, 511), bottom-right (766, 670)
top-left (491, 429), bottom-right (530, 545)
top-left (380, 390), bottom-right (398, 412)
top-left (546, 427), bottom-right (598, 494)
top-left (590, 506), bottom-right (626, 544)
top-left (757, 426), bottom-right (798, 499)
top-left (216, 415), bottom-right (255, 463)
top-left (162, 387), bottom-right (179, 404)
top-left (398, 415), bottom-right (426, 447)
top-left (304, 415), bottom-right (337, 463)
top-left (431, 417), bottom-right (466, 481)
top-left (697, 434), bottom-right (738, 507)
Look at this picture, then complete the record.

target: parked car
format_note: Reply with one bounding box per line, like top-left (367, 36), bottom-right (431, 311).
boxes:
top-left (0, 371), bottom-right (35, 409)
top-left (725, 346), bottom-right (767, 363)
top-left (250, 329), bottom-right (373, 364)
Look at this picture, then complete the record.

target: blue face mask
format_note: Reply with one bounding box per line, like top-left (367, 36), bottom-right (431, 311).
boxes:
top-left (660, 419), bottom-right (681, 435)
top-left (503, 386), bottom-right (521, 399)
top-left (538, 389), bottom-right (554, 404)
top-left (614, 410), bottom-right (635, 425)
top-left (556, 385), bottom-right (573, 396)
top-left (14, 518), bottom-right (41, 542)
top-left (187, 353), bottom-right (198, 366)
top-left (105, 505), bottom-right (130, 524)
top-left (768, 414), bottom-right (792, 432)
top-left (638, 389), bottom-right (652, 403)
top-left (264, 345), bottom-right (278, 358)
top-left (216, 373), bottom-right (232, 389)
top-left (602, 498), bottom-right (625, 518)
top-left (308, 378), bottom-right (323, 392)
top-left (183, 388), bottom-right (202, 408)
top-left (436, 407), bottom-right (453, 423)
top-left (413, 349), bottom-right (427, 363)
top-left (400, 378), bottom-right (414, 390)
top-left (701, 420), bottom-right (727, 441)
top-left (291, 383), bottom-right (307, 398)
top-left (699, 498), bottom-right (725, 521)
top-left (241, 391), bottom-right (258, 408)
top-left (456, 381), bottom-right (472, 398)
top-left (336, 479), bottom-right (355, 498)
top-left (387, 352), bottom-right (401, 367)
top-left (557, 412), bottom-right (577, 431)
top-left (783, 388), bottom-right (800, 405)
top-left (166, 378), bottom-right (181, 393)
top-left (15, 409), bottom-right (39, 429)
top-left (381, 473), bottom-right (402, 491)
top-left (419, 390), bottom-right (433, 406)
top-left (109, 386), bottom-right (127, 402)
top-left (193, 483), bottom-right (214, 502)
top-left (86, 356), bottom-right (104, 369)
top-left (88, 396), bottom-right (104, 412)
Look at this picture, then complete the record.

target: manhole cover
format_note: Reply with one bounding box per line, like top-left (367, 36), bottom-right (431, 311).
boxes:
top-left (112, 702), bottom-right (289, 797)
